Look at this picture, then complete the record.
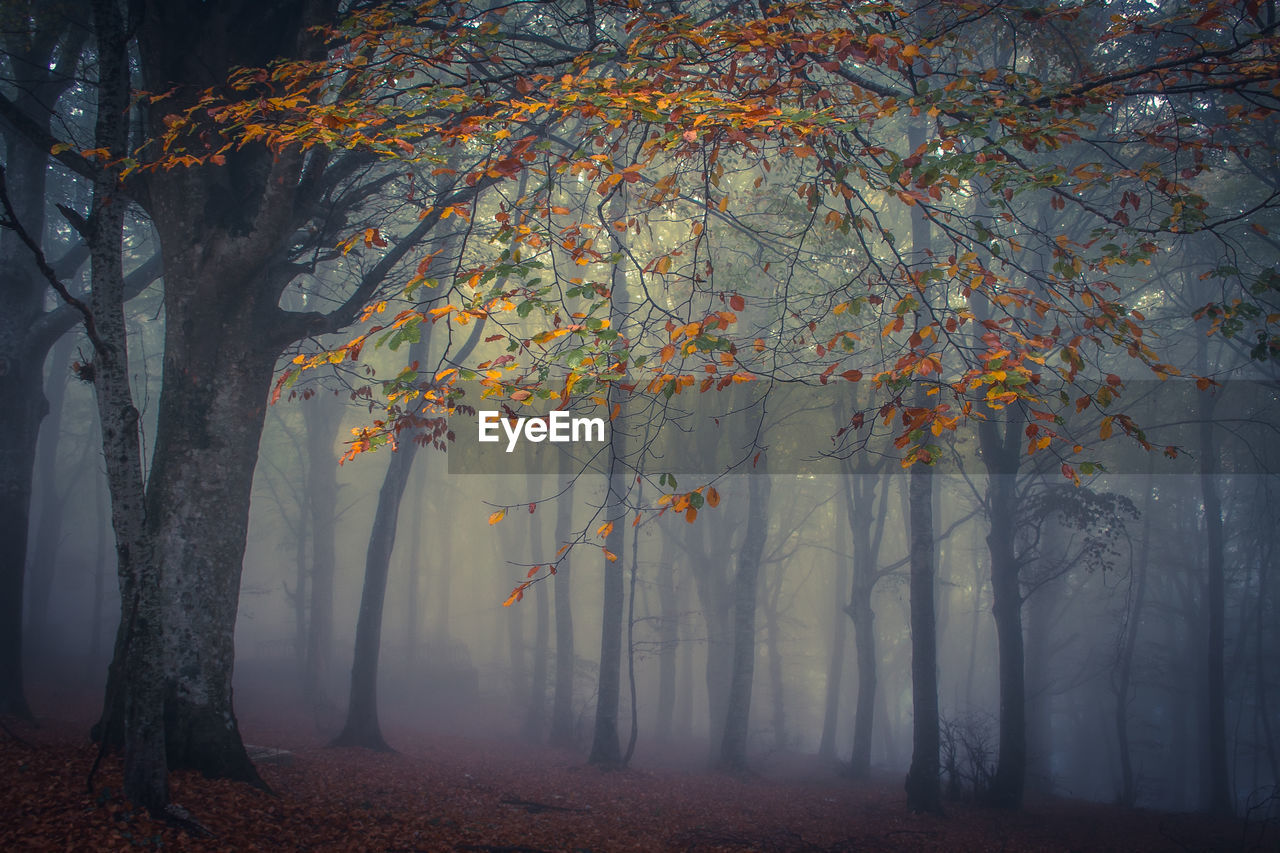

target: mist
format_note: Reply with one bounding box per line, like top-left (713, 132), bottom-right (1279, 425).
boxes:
top-left (3, 1), bottom-right (1278, 850)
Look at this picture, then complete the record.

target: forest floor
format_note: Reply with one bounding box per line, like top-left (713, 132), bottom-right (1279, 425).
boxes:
top-left (0, 683), bottom-right (1266, 852)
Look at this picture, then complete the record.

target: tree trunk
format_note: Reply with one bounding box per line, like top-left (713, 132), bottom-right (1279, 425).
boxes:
top-left (587, 393), bottom-right (627, 767)
top-left (549, 447), bottom-right (576, 747)
top-left (524, 492), bottom-right (549, 738)
top-left (1115, 468), bottom-right (1153, 806)
top-left (589, 211), bottom-right (630, 768)
top-left (845, 466), bottom-right (887, 778)
top-left (818, 502), bottom-right (850, 760)
top-left (331, 335), bottom-right (430, 751)
top-left (87, 0), bottom-right (168, 810)
top-left (655, 534), bottom-right (679, 741)
top-left (147, 297), bottom-right (280, 783)
top-left (1198, 370), bottom-right (1232, 815)
top-left (904, 398), bottom-right (941, 814)
top-left (0, 3), bottom-right (84, 723)
top-left (980, 410), bottom-right (1026, 809)
top-left (719, 457), bottom-right (771, 771)
top-left (303, 392), bottom-right (342, 707)
top-left (25, 332), bottom-right (77, 655)
top-left (764, 568), bottom-right (785, 750)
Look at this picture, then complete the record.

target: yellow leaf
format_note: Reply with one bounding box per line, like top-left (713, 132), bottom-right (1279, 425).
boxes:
top-left (597, 521), bottom-right (614, 538)
top-left (488, 509), bottom-right (506, 526)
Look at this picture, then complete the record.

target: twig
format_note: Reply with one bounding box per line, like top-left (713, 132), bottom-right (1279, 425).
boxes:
top-left (0, 164), bottom-right (108, 358)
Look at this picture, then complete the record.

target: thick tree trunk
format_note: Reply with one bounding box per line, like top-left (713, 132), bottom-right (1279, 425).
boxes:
top-left (549, 447), bottom-right (576, 747)
top-left (147, 300), bottom-right (280, 782)
top-left (719, 458), bottom-right (771, 771)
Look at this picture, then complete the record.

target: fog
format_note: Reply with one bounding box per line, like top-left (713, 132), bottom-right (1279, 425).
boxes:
top-left (4, 1), bottom-right (1279, 849)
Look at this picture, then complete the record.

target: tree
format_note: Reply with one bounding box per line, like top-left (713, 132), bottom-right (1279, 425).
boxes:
top-left (140, 0), bottom-right (1278, 808)
top-left (0, 0), bottom-right (87, 721)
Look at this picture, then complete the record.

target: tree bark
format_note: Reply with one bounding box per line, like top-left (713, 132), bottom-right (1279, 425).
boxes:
top-left (1197, 366), bottom-right (1232, 815)
top-left (86, 0), bottom-right (168, 811)
top-left (524, 485), bottom-right (549, 738)
top-left (980, 410), bottom-right (1026, 809)
top-left (587, 389), bottom-right (627, 767)
top-left (655, 533), bottom-right (679, 741)
top-left (818, 499), bottom-right (850, 760)
top-left (1115, 468), bottom-right (1153, 806)
top-left (719, 455), bottom-right (771, 771)
top-left (904, 397), bottom-right (941, 814)
top-left (549, 446), bottom-right (577, 747)
top-left (303, 392), bottom-right (342, 707)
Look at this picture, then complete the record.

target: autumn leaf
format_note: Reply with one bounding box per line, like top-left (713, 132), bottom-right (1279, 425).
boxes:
top-left (488, 509), bottom-right (506, 525)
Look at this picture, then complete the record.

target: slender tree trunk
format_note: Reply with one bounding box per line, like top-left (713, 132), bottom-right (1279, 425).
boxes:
top-left (87, 0), bottom-right (168, 810)
top-left (589, 204), bottom-right (630, 768)
top-left (588, 389), bottom-right (627, 767)
top-left (524, 492), bottom-right (549, 737)
top-left (549, 447), bottom-right (576, 747)
top-left (719, 456), bottom-right (771, 771)
top-left (904, 395), bottom-right (941, 814)
top-left (818, 501), bottom-right (850, 760)
top-left (25, 332), bottom-right (76, 654)
top-left (405, 466), bottom-right (426, 668)
top-left (982, 418), bottom-right (1026, 809)
top-left (655, 534), bottom-right (679, 741)
top-left (1197, 362), bottom-right (1232, 815)
top-left (846, 468), bottom-right (887, 778)
top-left (304, 393), bottom-right (342, 707)
top-left (764, 570), bottom-right (785, 750)
top-left (1116, 470), bottom-right (1153, 806)
top-left (331, 332), bottom-right (432, 751)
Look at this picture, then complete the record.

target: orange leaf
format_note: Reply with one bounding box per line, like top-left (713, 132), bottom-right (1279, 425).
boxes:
top-left (597, 521), bottom-right (614, 538)
top-left (488, 509), bottom-right (506, 525)
top-left (707, 487), bottom-right (720, 507)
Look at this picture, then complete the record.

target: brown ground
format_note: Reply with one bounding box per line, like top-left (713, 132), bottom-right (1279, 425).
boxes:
top-left (0, 687), bottom-right (1263, 852)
